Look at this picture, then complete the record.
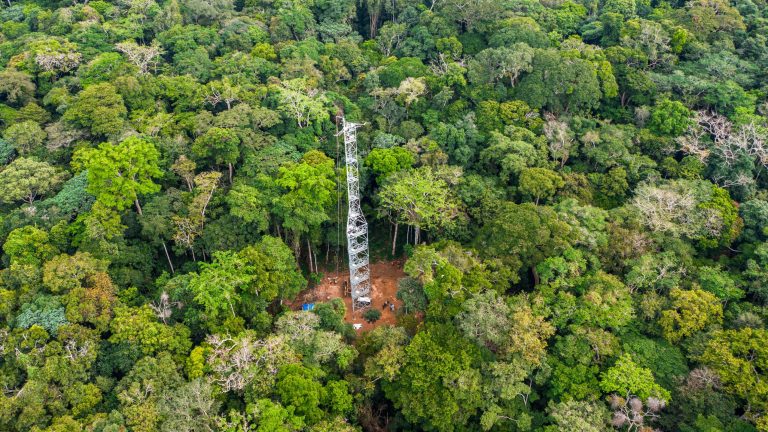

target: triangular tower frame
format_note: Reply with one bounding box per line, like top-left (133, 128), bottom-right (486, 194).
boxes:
top-left (338, 118), bottom-right (371, 311)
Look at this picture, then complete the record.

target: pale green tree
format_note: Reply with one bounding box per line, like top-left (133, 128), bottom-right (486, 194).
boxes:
top-left (0, 157), bottom-right (67, 204)
top-left (73, 137), bottom-right (163, 214)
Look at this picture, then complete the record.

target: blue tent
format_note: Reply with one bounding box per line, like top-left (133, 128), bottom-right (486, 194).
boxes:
top-left (302, 303), bottom-right (315, 311)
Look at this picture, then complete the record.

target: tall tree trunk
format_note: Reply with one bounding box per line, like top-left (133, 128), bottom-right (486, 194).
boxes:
top-left (406, 225), bottom-right (411, 245)
top-left (415, 226), bottom-right (420, 245)
top-left (392, 223), bottom-right (399, 256)
top-left (161, 241), bottom-right (175, 273)
top-left (228, 163), bottom-right (233, 184)
top-left (307, 238), bottom-right (313, 273)
top-left (135, 199), bottom-right (143, 216)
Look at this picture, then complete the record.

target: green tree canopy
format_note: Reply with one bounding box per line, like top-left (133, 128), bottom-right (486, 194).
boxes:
top-left (72, 137), bottom-right (162, 213)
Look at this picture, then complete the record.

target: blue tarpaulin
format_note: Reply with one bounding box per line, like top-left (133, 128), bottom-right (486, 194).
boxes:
top-left (302, 303), bottom-right (315, 311)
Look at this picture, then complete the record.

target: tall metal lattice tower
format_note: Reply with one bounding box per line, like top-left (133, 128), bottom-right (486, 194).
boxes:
top-left (339, 118), bottom-right (371, 311)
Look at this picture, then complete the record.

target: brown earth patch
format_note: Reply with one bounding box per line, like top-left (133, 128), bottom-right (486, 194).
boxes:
top-left (289, 260), bottom-right (407, 332)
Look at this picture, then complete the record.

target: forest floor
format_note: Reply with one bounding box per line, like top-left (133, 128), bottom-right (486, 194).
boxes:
top-left (290, 260), bottom-right (407, 332)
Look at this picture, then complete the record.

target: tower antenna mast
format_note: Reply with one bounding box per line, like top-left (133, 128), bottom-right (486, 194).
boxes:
top-left (338, 117), bottom-right (371, 311)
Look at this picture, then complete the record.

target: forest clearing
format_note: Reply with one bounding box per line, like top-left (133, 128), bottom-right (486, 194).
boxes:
top-left (289, 260), bottom-right (407, 332)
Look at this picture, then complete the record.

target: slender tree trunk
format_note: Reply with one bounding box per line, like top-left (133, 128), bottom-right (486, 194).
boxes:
top-left (532, 266), bottom-right (540, 286)
top-left (190, 247), bottom-right (196, 261)
top-left (228, 163), bottom-right (233, 184)
top-left (406, 225), bottom-right (410, 245)
top-left (135, 199), bottom-right (143, 216)
top-left (161, 241), bottom-right (174, 273)
top-left (307, 238), bottom-right (313, 273)
top-left (415, 226), bottom-right (420, 245)
top-left (392, 223), bottom-right (399, 256)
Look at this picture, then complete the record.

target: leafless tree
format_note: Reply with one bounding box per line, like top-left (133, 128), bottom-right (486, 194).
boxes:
top-left (680, 367), bottom-right (721, 392)
top-left (150, 291), bottom-right (183, 324)
top-left (64, 339), bottom-right (93, 362)
top-left (205, 79), bottom-right (240, 110)
top-left (608, 394), bottom-right (665, 431)
top-left (544, 114), bottom-right (575, 168)
top-left (35, 49), bottom-right (82, 73)
top-left (632, 184), bottom-right (697, 235)
top-left (206, 334), bottom-right (293, 393)
top-left (680, 111), bottom-right (768, 169)
top-left (115, 41), bottom-right (163, 74)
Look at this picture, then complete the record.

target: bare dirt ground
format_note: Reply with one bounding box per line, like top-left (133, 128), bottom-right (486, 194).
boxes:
top-left (289, 260), bottom-right (407, 332)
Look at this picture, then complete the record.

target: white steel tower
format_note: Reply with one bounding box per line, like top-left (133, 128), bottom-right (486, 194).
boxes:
top-left (339, 118), bottom-right (371, 311)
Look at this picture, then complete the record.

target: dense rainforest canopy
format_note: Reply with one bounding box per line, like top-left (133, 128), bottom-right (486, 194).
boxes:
top-left (0, 0), bottom-right (768, 431)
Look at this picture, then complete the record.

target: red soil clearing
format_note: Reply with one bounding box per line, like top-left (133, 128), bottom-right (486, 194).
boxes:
top-left (290, 260), bottom-right (406, 332)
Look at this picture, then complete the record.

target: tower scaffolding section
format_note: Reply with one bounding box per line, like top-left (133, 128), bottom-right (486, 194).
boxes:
top-left (338, 118), bottom-right (371, 311)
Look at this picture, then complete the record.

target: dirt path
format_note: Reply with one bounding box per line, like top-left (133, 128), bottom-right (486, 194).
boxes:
top-left (290, 260), bottom-right (406, 332)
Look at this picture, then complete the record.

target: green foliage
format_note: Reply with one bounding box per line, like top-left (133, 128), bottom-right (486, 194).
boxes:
top-left (273, 150), bottom-right (336, 241)
top-left (659, 288), bottom-right (723, 342)
top-left (696, 266), bottom-right (744, 301)
top-left (0, 139), bottom-right (15, 166)
top-left (363, 308), bottom-right (381, 323)
top-left (745, 242), bottom-right (768, 304)
top-left (516, 49), bottom-right (604, 113)
top-left (476, 202), bottom-right (575, 280)
top-left (396, 276), bottom-right (427, 313)
top-left (600, 354), bottom-right (671, 401)
top-left (226, 181), bottom-right (270, 231)
top-left (192, 127), bottom-right (241, 168)
top-left (698, 328), bottom-right (768, 417)
top-left (384, 324), bottom-right (483, 432)
top-left (274, 364), bottom-right (325, 424)
top-left (42, 251), bottom-right (108, 293)
top-left (0, 1), bottom-right (765, 431)
top-left (621, 335), bottom-right (689, 390)
top-left (740, 199), bottom-right (768, 241)
top-left (109, 305), bottom-right (192, 359)
top-left (15, 296), bottom-right (68, 335)
top-left (73, 137), bottom-right (162, 211)
top-left (62, 83), bottom-right (127, 136)
top-left (545, 400), bottom-right (611, 432)
top-left (518, 167), bottom-right (564, 204)
top-left (0, 157), bottom-right (67, 205)
top-left (377, 166), bottom-right (464, 241)
top-left (4, 225), bottom-right (58, 265)
top-left (187, 236), bottom-right (305, 328)
top-left (364, 146), bottom-right (415, 182)
top-left (3, 120), bottom-right (46, 155)
top-left (648, 99), bottom-right (692, 136)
